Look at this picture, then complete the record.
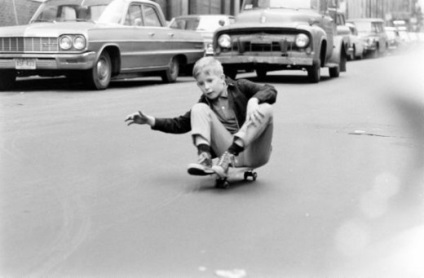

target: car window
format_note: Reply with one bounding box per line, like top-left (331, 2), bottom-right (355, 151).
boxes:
top-left (377, 23), bottom-right (384, 33)
top-left (59, 6), bottom-right (77, 21)
top-left (125, 4), bottom-right (143, 26)
top-left (336, 14), bottom-right (345, 25)
top-left (174, 18), bottom-right (200, 30)
top-left (35, 5), bottom-right (79, 22)
top-left (142, 5), bottom-right (162, 27)
top-left (348, 26), bottom-right (358, 36)
top-left (198, 17), bottom-right (229, 31)
top-left (89, 5), bottom-right (107, 21)
top-left (97, 0), bottom-right (126, 24)
top-left (371, 22), bottom-right (384, 33)
top-left (354, 22), bottom-right (372, 33)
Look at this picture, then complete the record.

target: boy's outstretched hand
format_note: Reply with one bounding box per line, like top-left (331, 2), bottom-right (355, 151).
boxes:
top-left (125, 111), bottom-right (155, 126)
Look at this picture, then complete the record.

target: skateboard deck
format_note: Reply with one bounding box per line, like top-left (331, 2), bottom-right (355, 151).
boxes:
top-left (214, 168), bottom-right (257, 189)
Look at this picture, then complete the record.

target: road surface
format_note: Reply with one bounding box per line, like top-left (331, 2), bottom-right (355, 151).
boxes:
top-left (1, 46), bottom-right (423, 277)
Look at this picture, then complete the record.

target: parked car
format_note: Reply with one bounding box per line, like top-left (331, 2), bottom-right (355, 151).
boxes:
top-left (0, 0), bottom-right (205, 90)
top-left (169, 14), bottom-right (235, 56)
top-left (385, 26), bottom-right (402, 50)
top-left (333, 11), bottom-right (353, 60)
top-left (347, 18), bottom-right (388, 58)
top-left (213, 0), bottom-right (348, 83)
top-left (346, 22), bottom-right (365, 59)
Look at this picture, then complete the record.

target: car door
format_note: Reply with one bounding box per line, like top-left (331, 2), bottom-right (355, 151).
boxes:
top-left (120, 2), bottom-right (168, 72)
top-left (140, 3), bottom-right (172, 67)
top-left (119, 2), bottom-right (151, 72)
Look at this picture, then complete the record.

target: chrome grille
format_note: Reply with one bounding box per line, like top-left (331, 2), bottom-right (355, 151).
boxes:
top-left (231, 34), bottom-right (297, 54)
top-left (0, 37), bottom-right (59, 53)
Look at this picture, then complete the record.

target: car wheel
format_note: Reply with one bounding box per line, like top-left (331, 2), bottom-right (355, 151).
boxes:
top-left (256, 68), bottom-right (267, 79)
top-left (161, 57), bottom-right (179, 83)
top-left (349, 46), bottom-right (356, 60)
top-left (339, 50), bottom-right (347, 72)
top-left (0, 70), bottom-right (16, 91)
top-left (307, 61), bottom-right (320, 83)
top-left (329, 65), bottom-right (340, 78)
top-left (86, 51), bottom-right (112, 90)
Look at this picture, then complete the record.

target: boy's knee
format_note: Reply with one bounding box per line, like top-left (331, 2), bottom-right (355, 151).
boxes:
top-left (191, 103), bottom-right (211, 114)
top-left (259, 103), bottom-right (273, 120)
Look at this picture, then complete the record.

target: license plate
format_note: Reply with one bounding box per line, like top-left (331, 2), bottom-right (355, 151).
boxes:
top-left (15, 58), bottom-right (36, 70)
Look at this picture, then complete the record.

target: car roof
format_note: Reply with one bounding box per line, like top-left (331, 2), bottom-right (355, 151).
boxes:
top-left (43, 0), bottom-right (156, 4)
top-left (174, 14), bottom-right (234, 19)
top-left (348, 18), bottom-right (385, 23)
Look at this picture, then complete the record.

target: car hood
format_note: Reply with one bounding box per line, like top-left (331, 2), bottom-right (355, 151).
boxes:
top-left (229, 9), bottom-right (321, 29)
top-left (0, 22), bottom-right (99, 37)
top-left (197, 30), bottom-right (214, 41)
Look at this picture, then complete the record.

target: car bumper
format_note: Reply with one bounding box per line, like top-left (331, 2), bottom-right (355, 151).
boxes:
top-left (362, 42), bottom-right (378, 52)
top-left (215, 53), bottom-right (314, 66)
top-left (0, 52), bottom-right (97, 70)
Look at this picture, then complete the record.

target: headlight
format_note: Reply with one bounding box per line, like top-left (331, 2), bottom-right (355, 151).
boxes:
top-left (73, 35), bottom-right (86, 50)
top-left (59, 35), bottom-right (86, 50)
top-left (218, 34), bottom-right (231, 48)
top-left (59, 35), bottom-right (73, 50)
top-left (295, 33), bottom-right (309, 48)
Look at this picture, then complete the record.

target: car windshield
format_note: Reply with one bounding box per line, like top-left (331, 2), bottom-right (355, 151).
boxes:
top-left (31, 0), bottom-right (123, 24)
top-left (353, 22), bottom-right (376, 33)
top-left (171, 17), bottom-right (228, 32)
top-left (386, 30), bottom-right (397, 40)
top-left (242, 0), bottom-right (317, 10)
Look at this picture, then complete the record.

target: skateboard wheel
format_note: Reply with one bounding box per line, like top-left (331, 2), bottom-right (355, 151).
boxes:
top-left (215, 178), bottom-right (230, 189)
top-left (244, 171), bottom-right (257, 181)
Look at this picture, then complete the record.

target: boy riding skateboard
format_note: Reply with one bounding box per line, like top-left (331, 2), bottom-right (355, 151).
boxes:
top-left (125, 57), bottom-right (277, 181)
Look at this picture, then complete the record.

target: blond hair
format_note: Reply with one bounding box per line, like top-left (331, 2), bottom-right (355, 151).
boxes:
top-left (192, 57), bottom-right (224, 79)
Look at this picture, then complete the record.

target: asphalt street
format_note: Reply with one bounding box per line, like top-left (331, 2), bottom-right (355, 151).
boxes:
top-left (1, 45), bottom-right (423, 277)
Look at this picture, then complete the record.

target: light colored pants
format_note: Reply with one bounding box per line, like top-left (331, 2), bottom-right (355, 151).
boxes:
top-left (190, 103), bottom-right (273, 168)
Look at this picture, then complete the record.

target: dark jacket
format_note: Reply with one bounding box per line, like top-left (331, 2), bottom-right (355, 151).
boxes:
top-left (152, 78), bottom-right (277, 134)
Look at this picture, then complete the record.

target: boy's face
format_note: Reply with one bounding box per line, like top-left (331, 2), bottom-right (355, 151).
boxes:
top-left (195, 71), bottom-right (226, 100)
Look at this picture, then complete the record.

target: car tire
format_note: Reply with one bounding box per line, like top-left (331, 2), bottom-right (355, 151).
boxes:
top-left (86, 51), bottom-right (112, 90)
top-left (329, 65), bottom-right (340, 78)
top-left (349, 46), bottom-right (356, 60)
top-left (307, 61), bottom-right (320, 83)
top-left (0, 70), bottom-right (16, 91)
top-left (161, 57), bottom-right (179, 83)
top-left (339, 50), bottom-right (347, 72)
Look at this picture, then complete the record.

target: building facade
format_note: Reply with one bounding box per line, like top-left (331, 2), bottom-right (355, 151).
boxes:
top-left (0, 0), bottom-right (39, 26)
top-left (0, 0), bottom-right (421, 28)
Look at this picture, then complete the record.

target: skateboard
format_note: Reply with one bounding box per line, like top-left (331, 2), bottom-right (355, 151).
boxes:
top-left (214, 168), bottom-right (257, 189)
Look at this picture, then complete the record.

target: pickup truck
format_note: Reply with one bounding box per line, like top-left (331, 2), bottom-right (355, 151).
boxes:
top-left (212, 0), bottom-right (348, 83)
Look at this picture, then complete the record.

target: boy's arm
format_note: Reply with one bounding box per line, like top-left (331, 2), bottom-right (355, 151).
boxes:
top-left (151, 111), bottom-right (192, 134)
top-left (126, 110), bottom-right (191, 134)
top-left (236, 79), bottom-right (277, 104)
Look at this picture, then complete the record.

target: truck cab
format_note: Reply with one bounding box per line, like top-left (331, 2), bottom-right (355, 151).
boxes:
top-left (213, 0), bottom-right (347, 82)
